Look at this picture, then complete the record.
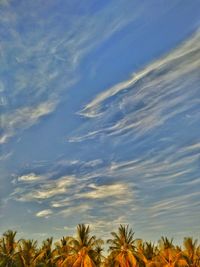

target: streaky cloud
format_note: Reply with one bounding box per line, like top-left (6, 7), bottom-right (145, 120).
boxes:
top-left (71, 30), bottom-right (200, 143)
top-left (80, 30), bottom-right (200, 118)
top-left (36, 209), bottom-right (53, 218)
top-left (17, 173), bottom-right (44, 183)
top-left (0, 0), bottom-right (147, 146)
top-left (78, 183), bottom-right (130, 200)
top-left (1, 99), bottom-right (57, 144)
top-left (59, 204), bottom-right (91, 218)
top-left (11, 175), bottom-right (76, 202)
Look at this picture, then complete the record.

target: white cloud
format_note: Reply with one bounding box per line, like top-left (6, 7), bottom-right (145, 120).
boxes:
top-left (59, 204), bottom-right (91, 217)
top-left (0, 0), bottom-right (147, 146)
top-left (17, 173), bottom-right (43, 182)
top-left (89, 216), bottom-right (129, 237)
top-left (70, 30), bottom-right (200, 143)
top-left (0, 151), bottom-right (13, 161)
top-left (0, 133), bottom-right (11, 144)
top-left (12, 175), bottom-right (76, 202)
top-left (80, 30), bottom-right (200, 117)
top-left (4, 100), bottom-right (57, 130)
top-left (36, 209), bottom-right (53, 218)
top-left (180, 142), bottom-right (200, 153)
top-left (83, 159), bottom-right (103, 167)
top-left (78, 183), bottom-right (131, 200)
top-left (107, 143), bottom-right (200, 188)
top-left (1, 100), bottom-right (57, 144)
top-left (51, 198), bottom-right (71, 208)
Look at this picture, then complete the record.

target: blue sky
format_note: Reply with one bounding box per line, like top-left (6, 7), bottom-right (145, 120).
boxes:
top-left (0, 0), bottom-right (200, 244)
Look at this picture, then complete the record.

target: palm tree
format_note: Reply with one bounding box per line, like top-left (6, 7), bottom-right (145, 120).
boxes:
top-left (62, 224), bottom-right (99, 267)
top-left (16, 239), bottom-right (38, 267)
top-left (159, 237), bottom-right (174, 250)
top-left (106, 224), bottom-right (139, 267)
top-left (0, 226), bottom-right (200, 266)
top-left (34, 237), bottom-right (56, 267)
top-left (91, 239), bottom-right (104, 267)
top-left (136, 240), bottom-right (160, 267)
top-left (158, 237), bottom-right (188, 267)
top-left (0, 230), bottom-right (18, 267)
top-left (54, 236), bottom-right (73, 267)
top-left (183, 237), bottom-right (200, 267)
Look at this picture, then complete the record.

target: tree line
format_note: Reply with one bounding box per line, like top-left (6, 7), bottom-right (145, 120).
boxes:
top-left (0, 224), bottom-right (199, 266)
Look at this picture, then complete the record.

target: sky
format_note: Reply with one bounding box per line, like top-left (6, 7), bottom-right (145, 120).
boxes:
top-left (0, 0), bottom-right (200, 244)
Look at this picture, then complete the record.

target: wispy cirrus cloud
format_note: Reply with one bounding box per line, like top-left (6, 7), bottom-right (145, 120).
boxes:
top-left (36, 209), bottom-right (53, 218)
top-left (80, 31), bottom-right (200, 117)
top-left (12, 175), bottom-right (76, 202)
top-left (17, 173), bottom-right (44, 183)
top-left (10, 136), bottom-right (200, 225)
top-left (0, 0), bottom-right (150, 145)
top-left (89, 216), bottom-right (129, 237)
top-left (0, 99), bottom-right (57, 144)
top-left (150, 193), bottom-right (200, 219)
top-left (59, 204), bottom-right (92, 218)
top-left (69, 30), bottom-right (200, 143)
top-left (10, 157), bottom-right (136, 220)
top-left (0, 133), bottom-right (12, 144)
top-left (0, 151), bottom-right (13, 161)
top-left (50, 182), bottom-right (130, 209)
top-left (78, 183), bottom-right (130, 200)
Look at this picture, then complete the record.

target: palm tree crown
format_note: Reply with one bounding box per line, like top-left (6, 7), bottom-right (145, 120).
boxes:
top-left (0, 226), bottom-right (199, 267)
